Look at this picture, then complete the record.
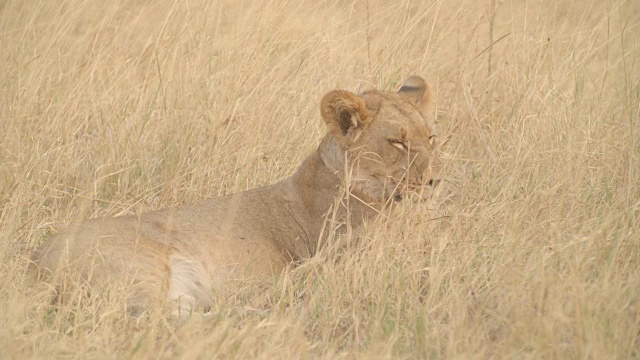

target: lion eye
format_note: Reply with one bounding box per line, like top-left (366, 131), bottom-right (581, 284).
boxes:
top-left (390, 140), bottom-right (409, 152)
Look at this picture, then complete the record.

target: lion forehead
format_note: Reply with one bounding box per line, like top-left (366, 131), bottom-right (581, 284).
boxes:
top-left (367, 95), bottom-right (433, 137)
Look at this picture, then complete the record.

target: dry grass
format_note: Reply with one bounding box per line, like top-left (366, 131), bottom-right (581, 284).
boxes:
top-left (1, 0), bottom-right (639, 358)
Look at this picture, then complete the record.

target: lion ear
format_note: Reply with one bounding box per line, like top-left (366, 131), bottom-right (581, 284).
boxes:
top-left (321, 90), bottom-right (372, 145)
top-left (398, 75), bottom-right (430, 112)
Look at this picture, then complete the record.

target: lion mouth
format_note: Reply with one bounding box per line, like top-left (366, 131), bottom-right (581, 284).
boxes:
top-left (391, 181), bottom-right (440, 203)
top-left (378, 176), bottom-right (441, 204)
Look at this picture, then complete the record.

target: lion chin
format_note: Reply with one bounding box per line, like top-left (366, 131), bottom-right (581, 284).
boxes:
top-left (31, 75), bottom-right (443, 317)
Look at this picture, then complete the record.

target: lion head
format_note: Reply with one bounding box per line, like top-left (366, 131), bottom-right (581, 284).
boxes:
top-left (319, 75), bottom-right (442, 206)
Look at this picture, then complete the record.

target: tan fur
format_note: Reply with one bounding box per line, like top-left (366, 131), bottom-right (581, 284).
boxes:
top-left (31, 76), bottom-right (442, 316)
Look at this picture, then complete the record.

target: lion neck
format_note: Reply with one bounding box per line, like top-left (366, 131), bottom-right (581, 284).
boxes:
top-left (317, 135), bottom-right (386, 210)
top-left (283, 136), bottom-right (381, 258)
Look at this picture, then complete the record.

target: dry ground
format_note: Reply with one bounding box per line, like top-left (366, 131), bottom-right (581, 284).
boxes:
top-left (1, 0), bottom-right (639, 358)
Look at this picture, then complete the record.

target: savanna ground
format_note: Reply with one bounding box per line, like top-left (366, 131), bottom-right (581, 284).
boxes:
top-left (1, 0), bottom-right (639, 358)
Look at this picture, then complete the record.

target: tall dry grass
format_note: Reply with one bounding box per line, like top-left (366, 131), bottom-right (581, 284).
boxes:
top-left (1, 0), bottom-right (639, 358)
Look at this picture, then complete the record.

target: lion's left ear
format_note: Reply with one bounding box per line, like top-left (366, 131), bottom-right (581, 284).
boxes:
top-left (398, 75), bottom-right (431, 113)
top-left (321, 90), bottom-right (372, 145)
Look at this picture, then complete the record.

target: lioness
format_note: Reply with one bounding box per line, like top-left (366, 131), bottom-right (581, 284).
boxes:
top-left (31, 76), bottom-right (442, 316)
